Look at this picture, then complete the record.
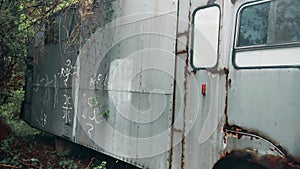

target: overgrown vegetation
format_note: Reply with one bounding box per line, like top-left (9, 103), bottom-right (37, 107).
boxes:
top-left (0, 97), bottom-right (111, 168)
top-left (0, 0), bottom-right (120, 168)
top-left (0, 0), bottom-right (116, 105)
top-left (1, 0), bottom-right (70, 103)
top-left (0, 75), bottom-right (87, 168)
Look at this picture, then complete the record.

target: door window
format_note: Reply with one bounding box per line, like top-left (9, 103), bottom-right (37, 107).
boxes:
top-left (235, 0), bottom-right (300, 68)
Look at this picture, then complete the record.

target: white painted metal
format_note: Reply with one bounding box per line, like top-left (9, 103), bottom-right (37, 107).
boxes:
top-left (236, 47), bottom-right (300, 67)
top-left (23, 0), bottom-right (300, 168)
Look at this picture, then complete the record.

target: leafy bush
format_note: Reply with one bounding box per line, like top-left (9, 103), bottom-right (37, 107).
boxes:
top-left (0, 89), bottom-right (40, 136)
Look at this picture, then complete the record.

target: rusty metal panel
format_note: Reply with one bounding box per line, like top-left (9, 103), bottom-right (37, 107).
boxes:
top-left (225, 0), bottom-right (300, 166)
top-left (226, 0), bottom-right (300, 162)
top-left (225, 133), bottom-right (285, 157)
top-left (174, 0), bottom-right (228, 169)
top-left (227, 69), bottom-right (300, 159)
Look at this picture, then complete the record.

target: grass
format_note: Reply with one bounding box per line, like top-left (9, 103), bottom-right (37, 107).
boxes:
top-left (0, 89), bottom-right (88, 168)
top-left (0, 89), bottom-right (137, 169)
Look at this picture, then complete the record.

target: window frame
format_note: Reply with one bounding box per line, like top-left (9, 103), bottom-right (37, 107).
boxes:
top-left (233, 0), bottom-right (300, 69)
top-left (190, 5), bottom-right (221, 70)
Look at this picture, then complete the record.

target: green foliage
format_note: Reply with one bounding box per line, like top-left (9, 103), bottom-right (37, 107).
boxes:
top-left (0, 0), bottom-right (79, 105)
top-left (0, 1), bottom-right (28, 104)
top-left (0, 88), bottom-right (41, 136)
top-left (101, 110), bottom-right (110, 118)
top-left (0, 137), bottom-right (14, 153)
top-left (59, 159), bottom-right (78, 169)
top-left (0, 137), bottom-right (22, 168)
top-left (90, 96), bottom-right (110, 118)
top-left (93, 161), bottom-right (107, 169)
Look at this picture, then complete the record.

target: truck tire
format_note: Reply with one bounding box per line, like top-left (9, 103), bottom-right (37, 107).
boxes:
top-left (213, 158), bottom-right (268, 169)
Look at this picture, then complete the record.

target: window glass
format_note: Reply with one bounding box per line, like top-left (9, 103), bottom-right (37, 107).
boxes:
top-left (267, 0), bottom-right (300, 44)
top-left (192, 6), bottom-right (220, 68)
top-left (237, 0), bottom-right (300, 47)
top-left (237, 2), bottom-right (270, 47)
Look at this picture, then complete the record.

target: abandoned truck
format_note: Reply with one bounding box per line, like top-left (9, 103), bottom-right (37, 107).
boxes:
top-left (22, 0), bottom-right (300, 168)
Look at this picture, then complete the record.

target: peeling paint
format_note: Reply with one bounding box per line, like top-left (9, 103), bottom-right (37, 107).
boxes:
top-left (206, 67), bottom-right (229, 75)
top-left (223, 123), bottom-right (300, 165)
top-left (207, 0), bottom-right (216, 5)
top-left (179, 0), bottom-right (192, 168)
top-left (177, 31), bottom-right (189, 37)
top-left (223, 124), bottom-right (286, 156)
top-left (222, 63), bottom-right (300, 167)
top-left (223, 67), bottom-right (229, 124)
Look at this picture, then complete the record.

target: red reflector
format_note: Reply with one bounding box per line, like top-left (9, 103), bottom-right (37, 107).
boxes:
top-left (202, 84), bottom-right (206, 95)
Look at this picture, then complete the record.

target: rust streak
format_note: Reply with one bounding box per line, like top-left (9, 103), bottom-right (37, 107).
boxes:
top-left (222, 67), bottom-right (229, 126)
top-left (222, 67), bottom-right (229, 145)
top-left (180, 1), bottom-right (192, 169)
top-left (223, 124), bottom-right (288, 157)
top-left (173, 128), bottom-right (184, 133)
top-left (206, 67), bottom-right (229, 75)
top-left (177, 31), bottom-right (188, 37)
top-left (176, 50), bottom-right (188, 55)
top-left (223, 122), bottom-right (300, 167)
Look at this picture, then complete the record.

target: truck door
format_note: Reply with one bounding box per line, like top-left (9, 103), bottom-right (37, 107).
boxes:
top-left (227, 0), bottom-right (300, 160)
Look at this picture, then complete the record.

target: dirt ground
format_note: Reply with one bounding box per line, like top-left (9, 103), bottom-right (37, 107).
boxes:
top-left (0, 118), bottom-right (137, 169)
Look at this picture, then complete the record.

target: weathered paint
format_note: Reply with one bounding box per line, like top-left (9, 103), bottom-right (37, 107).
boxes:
top-left (224, 1), bottom-right (300, 168)
top-left (22, 0), bottom-right (300, 168)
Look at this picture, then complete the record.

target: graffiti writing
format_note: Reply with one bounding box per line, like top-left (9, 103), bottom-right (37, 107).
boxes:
top-left (62, 94), bottom-right (72, 124)
top-left (53, 74), bottom-right (59, 108)
top-left (33, 74), bottom-right (53, 104)
top-left (87, 97), bottom-right (101, 124)
top-left (81, 94), bottom-right (108, 138)
top-left (89, 73), bottom-right (103, 87)
top-left (86, 123), bottom-right (94, 138)
top-left (35, 110), bottom-right (47, 128)
top-left (59, 59), bottom-right (76, 87)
